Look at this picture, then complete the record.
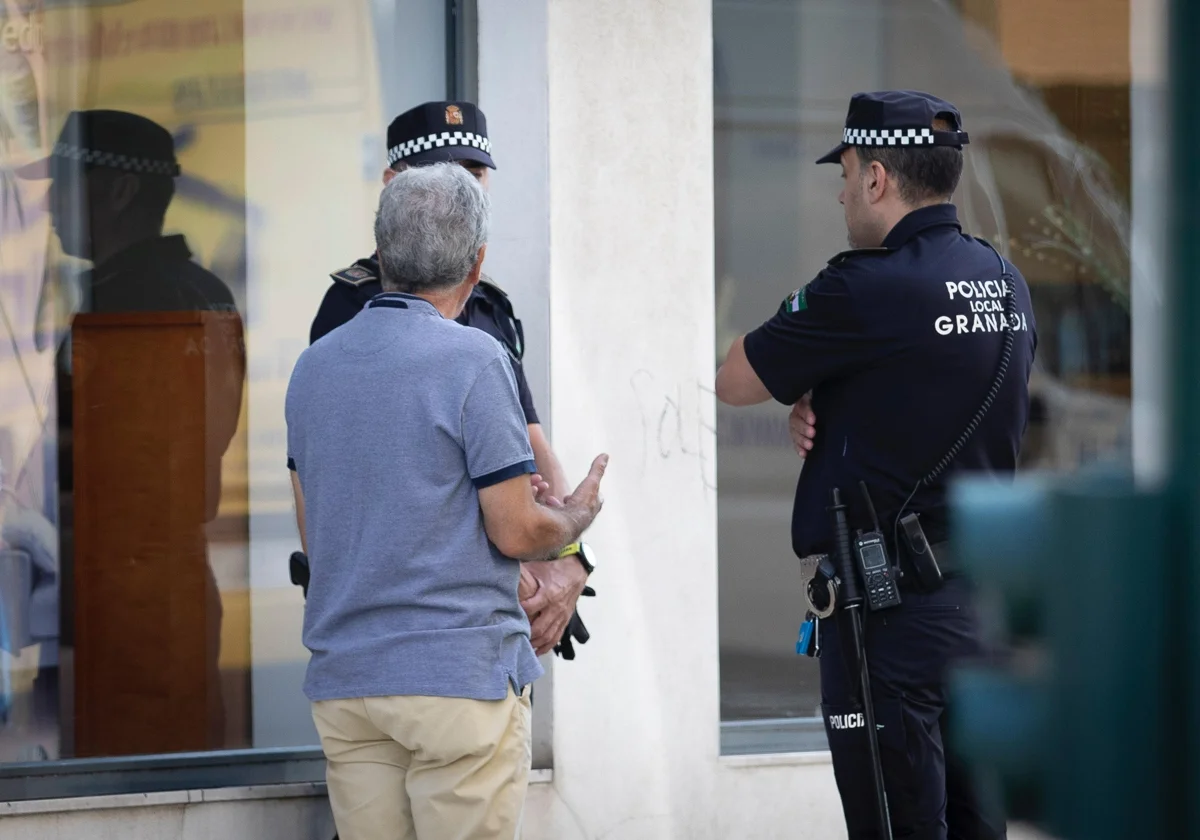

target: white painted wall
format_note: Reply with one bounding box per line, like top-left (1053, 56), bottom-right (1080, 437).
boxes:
top-left (475, 0), bottom-right (557, 770)
top-left (477, 1), bottom-right (848, 837)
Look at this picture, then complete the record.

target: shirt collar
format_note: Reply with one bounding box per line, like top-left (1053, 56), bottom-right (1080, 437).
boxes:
top-left (367, 291), bottom-right (442, 317)
top-left (881, 203), bottom-right (961, 250)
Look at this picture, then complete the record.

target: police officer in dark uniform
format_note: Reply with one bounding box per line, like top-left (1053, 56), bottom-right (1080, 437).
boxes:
top-left (23, 110), bottom-right (239, 315)
top-left (309, 101), bottom-right (594, 660)
top-left (19, 109), bottom-right (245, 515)
top-left (716, 91), bottom-right (1037, 839)
top-left (17, 109), bottom-right (245, 746)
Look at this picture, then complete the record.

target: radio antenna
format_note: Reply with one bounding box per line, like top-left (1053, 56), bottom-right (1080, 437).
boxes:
top-left (859, 481), bottom-right (882, 533)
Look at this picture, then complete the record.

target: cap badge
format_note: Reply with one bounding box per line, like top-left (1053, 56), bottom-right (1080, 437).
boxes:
top-left (445, 105), bottom-right (464, 126)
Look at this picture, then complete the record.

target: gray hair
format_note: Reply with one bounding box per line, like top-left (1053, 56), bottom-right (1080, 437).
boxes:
top-left (374, 162), bottom-right (490, 293)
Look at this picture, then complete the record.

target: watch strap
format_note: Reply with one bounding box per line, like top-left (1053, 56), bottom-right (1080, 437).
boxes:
top-left (556, 541), bottom-right (594, 575)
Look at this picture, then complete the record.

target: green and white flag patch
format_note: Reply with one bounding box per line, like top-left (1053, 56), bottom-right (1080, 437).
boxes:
top-left (784, 286), bottom-right (808, 313)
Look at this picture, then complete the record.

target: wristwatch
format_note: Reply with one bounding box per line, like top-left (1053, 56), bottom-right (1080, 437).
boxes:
top-left (556, 541), bottom-right (595, 575)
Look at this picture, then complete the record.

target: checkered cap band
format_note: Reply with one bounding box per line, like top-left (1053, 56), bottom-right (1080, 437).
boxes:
top-left (51, 142), bottom-right (180, 176)
top-left (843, 127), bottom-right (936, 147)
top-left (388, 131), bottom-right (492, 165)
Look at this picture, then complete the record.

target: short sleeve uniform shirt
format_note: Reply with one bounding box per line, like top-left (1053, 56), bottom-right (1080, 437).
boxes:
top-left (743, 204), bottom-right (1038, 557)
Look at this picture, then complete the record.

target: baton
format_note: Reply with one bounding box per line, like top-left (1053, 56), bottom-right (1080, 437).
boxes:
top-left (831, 487), bottom-right (893, 840)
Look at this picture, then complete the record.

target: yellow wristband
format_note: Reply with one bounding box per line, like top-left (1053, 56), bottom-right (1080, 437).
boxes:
top-left (557, 542), bottom-right (582, 559)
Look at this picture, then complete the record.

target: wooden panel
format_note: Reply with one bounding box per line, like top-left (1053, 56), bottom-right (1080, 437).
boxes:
top-left (994, 0), bottom-right (1130, 85)
top-left (71, 311), bottom-right (245, 757)
top-left (1040, 84), bottom-right (1133, 204)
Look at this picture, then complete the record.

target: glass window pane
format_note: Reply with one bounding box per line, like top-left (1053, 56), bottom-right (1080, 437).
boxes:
top-left (0, 0), bottom-right (451, 767)
top-left (715, 0), bottom-right (1133, 746)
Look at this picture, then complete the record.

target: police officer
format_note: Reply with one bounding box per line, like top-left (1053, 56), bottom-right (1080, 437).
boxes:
top-left (309, 101), bottom-right (594, 659)
top-left (715, 91), bottom-right (1037, 839)
top-left (17, 109), bottom-right (245, 745)
top-left (19, 109), bottom-right (245, 513)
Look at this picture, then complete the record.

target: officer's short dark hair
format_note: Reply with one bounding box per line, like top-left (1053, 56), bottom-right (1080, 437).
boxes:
top-left (856, 118), bottom-right (964, 203)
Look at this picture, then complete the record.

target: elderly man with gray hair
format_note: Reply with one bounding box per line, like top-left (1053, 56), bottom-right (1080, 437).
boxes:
top-left (285, 162), bottom-right (608, 840)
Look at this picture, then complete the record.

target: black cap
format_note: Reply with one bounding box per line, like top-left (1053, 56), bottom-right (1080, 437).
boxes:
top-left (386, 101), bottom-right (495, 170)
top-left (16, 109), bottom-right (180, 180)
top-left (816, 90), bottom-right (969, 165)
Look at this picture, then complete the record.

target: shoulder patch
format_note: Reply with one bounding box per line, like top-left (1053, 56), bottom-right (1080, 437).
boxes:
top-left (330, 264), bottom-right (378, 287)
top-left (782, 286), bottom-right (808, 314)
top-left (827, 247), bottom-right (892, 266)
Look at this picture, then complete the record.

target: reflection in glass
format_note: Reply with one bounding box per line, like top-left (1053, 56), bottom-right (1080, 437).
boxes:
top-left (29, 107), bottom-right (245, 758)
top-left (715, 0), bottom-right (1133, 731)
top-left (0, 0), bottom-right (452, 766)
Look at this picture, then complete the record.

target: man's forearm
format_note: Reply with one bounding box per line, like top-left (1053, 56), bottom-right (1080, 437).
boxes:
top-left (512, 503), bottom-right (594, 563)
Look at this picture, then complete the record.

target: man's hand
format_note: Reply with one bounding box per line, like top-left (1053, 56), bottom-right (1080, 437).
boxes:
top-left (518, 564), bottom-right (540, 601)
top-left (520, 558), bottom-right (590, 656)
top-left (479, 455), bottom-right (608, 562)
top-left (516, 455), bottom-right (606, 652)
top-left (529, 473), bottom-right (563, 508)
top-left (563, 454), bottom-right (608, 520)
top-left (789, 394), bottom-right (816, 458)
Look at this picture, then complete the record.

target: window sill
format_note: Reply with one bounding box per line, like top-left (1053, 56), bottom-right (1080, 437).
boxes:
top-left (0, 770), bottom-right (554, 817)
top-left (720, 717), bottom-right (829, 756)
top-left (720, 750), bottom-right (833, 769)
top-left (0, 781), bottom-right (327, 817)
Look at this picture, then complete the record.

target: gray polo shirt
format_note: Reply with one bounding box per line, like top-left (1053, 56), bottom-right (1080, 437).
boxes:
top-left (285, 291), bottom-right (544, 702)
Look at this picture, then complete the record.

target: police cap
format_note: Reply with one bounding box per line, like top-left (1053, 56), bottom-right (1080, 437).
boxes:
top-left (815, 90), bottom-right (969, 165)
top-left (16, 109), bottom-right (180, 180)
top-left (386, 101), bottom-right (496, 171)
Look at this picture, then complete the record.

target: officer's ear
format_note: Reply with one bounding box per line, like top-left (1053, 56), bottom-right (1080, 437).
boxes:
top-left (382, 161), bottom-right (409, 186)
top-left (862, 160), bottom-right (890, 204)
top-left (467, 244), bottom-right (488, 288)
top-left (108, 171), bottom-right (140, 215)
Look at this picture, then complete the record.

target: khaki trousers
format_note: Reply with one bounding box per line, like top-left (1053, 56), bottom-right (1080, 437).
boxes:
top-left (311, 685), bottom-right (531, 840)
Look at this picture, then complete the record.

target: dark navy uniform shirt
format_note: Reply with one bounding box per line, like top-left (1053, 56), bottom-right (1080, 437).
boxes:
top-left (84, 234), bottom-right (238, 314)
top-left (310, 255), bottom-right (539, 425)
top-left (743, 204), bottom-right (1037, 557)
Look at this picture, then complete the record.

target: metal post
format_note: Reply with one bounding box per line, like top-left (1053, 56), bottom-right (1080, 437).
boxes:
top-left (1167, 0), bottom-right (1200, 833)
